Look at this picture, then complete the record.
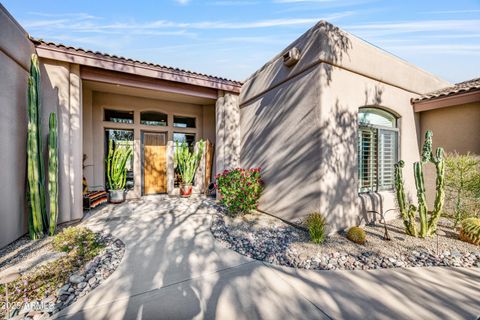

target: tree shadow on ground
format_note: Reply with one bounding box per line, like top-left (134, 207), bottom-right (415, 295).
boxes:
top-left (58, 197), bottom-right (480, 320)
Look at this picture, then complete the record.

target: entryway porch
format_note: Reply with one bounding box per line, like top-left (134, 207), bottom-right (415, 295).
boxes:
top-left (81, 76), bottom-right (220, 201)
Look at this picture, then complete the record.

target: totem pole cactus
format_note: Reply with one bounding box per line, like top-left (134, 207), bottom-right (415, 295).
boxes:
top-left (27, 54), bottom-right (47, 239)
top-left (48, 112), bottom-right (59, 236)
top-left (394, 130), bottom-right (445, 238)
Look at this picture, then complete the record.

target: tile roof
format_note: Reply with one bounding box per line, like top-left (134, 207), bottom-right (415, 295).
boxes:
top-left (31, 38), bottom-right (243, 87)
top-left (412, 77), bottom-right (480, 103)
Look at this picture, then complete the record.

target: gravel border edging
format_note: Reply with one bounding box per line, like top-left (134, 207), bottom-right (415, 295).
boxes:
top-left (211, 211), bottom-right (480, 271)
top-left (8, 233), bottom-right (125, 320)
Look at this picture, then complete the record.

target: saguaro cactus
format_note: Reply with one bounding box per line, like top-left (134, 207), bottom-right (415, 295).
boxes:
top-left (394, 130), bottom-right (445, 238)
top-left (48, 112), bottom-right (59, 236)
top-left (27, 54), bottom-right (47, 239)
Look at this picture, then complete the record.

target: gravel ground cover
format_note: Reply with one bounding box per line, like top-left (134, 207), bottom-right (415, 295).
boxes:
top-left (211, 209), bottom-right (480, 271)
top-left (0, 232), bottom-right (125, 320)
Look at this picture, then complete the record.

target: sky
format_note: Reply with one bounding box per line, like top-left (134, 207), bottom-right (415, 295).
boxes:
top-left (2, 0), bottom-right (479, 83)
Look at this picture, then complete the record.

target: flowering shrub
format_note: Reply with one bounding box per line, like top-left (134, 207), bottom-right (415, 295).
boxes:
top-left (215, 168), bottom-right (263, 215)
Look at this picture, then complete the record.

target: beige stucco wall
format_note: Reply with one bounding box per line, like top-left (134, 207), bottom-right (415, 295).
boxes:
top-left (420, 102), bottom-right (480, 155)
top-left (0, 5), bottom-right (35, 247)
top-left (0, 5), bottom-right (83, 247)
top-left (317, 63), bottom-right (422, 228)
top-left (240, 21), bottom-right (449, 230)
top-left (420, 102), bottom-right (480, 206)
top-left (83, 90), bottom-right (215, 198)
top-left (40, 58), bottom-right (83, 224)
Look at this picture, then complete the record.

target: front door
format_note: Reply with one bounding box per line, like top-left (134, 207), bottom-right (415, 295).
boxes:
top-left (143, 132), bottom-right (167, 194)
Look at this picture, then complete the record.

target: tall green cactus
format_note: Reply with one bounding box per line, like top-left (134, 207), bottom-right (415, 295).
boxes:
top-left (394, 130), bottom-right (445, 238)
top-left (174, 140), bottom-right (205, 185)
top-left (48, 112), bottom-right (58, 236)
top-left (27, 54), bottom-right (47, 239)
top-left (394, 161), bottom-right (417, 236)
top-left (106, 140), bottom-right (133, 190)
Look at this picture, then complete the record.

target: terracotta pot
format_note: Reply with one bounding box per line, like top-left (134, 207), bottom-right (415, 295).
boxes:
top-left (108, 189), bottom-right (126, 203)
top-left (180, 183), bottom-right (193, 198)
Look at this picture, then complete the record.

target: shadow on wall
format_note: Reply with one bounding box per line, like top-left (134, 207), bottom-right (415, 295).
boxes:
top-left (240, 22), bottom-right (354, 227)
top-left (318, 22), bottom-right (352, 86)
top-left (240, 69), bottom-right (323, 222)
top-left (317, 99), bottom-right (359, 230)
top-left (38, 62), bottom-right (62, 221)
top-left (240, 21), bottom-right (352, 104)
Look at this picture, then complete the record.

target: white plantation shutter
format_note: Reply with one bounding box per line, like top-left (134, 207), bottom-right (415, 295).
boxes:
top-left (378, 129), bottom-right (398, 190)
top-left (358, 127), bottom-right (377, 192)
top-left (358, 126), bottom-right (398, 192)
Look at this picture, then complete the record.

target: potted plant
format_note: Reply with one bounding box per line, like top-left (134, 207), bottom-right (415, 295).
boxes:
top-left (174, 140), bottom-right (205, 197)
top-left (106, 140), bottom-right (133, 203)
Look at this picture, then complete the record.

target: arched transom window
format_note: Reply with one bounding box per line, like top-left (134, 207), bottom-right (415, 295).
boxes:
top-left (358, 108), bottom-right (399, 192)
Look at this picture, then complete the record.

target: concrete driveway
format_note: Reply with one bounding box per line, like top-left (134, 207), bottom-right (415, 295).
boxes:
top-left (58, 196), bottom-right (480, 320)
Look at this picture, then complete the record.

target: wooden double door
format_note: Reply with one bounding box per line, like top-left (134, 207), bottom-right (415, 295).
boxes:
top-left (143, 132), bottom-right (167, 194)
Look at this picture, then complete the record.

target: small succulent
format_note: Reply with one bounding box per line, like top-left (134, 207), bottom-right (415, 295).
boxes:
top-left (459, 217), bottom-right (480, 245)
top-left (305, 212), bottom-right (327, 244)
top-left (346, 226), bottom-right (366, 245)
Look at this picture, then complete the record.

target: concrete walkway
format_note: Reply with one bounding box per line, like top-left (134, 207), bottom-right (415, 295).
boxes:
top-left (58, 196), bottom-right (480, 320)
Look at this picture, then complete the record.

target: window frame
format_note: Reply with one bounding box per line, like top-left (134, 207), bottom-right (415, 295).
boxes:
top-left (358, 108), bottom-right (400, 193)
top-left (103, 108), bottom-right (135, 124)
top-left (173, 115), bottom-right (196, 129)
top-left (140, 111), bottom-right (168, 127)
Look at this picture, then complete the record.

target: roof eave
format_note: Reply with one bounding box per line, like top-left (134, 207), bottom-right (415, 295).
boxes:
top-left (412, 89), bottom-right (480, 112)
top-left (34, 41), bottom-right (242, 94)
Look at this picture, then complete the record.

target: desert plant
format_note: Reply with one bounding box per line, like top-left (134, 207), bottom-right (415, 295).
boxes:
top-left (48, 112), bottom-right (58, 236)
top-left (52, 226), bottom-right (103, 259)
top-left (445, 153), bottom-right (480, 226)
top-left (215, 168), bottom-right (263, 215)
top-left (305, 212), bottom-right (327, 244)
top-left (106, 140), bottom-right (133, 190)
top-left (346, 226), bottom-right (366, 244)
top-left (394, 130), bottom-right (445, 238)
top-left (174, 140), bottom-right (205, 185)
top-left (0, 227), bottom-right (105, 317)
top-left (459, 217), bottom-right (480, 245)
top-left (26, 54), bottom-right (47, 239)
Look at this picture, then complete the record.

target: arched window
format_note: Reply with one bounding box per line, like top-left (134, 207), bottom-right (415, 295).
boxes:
top-left (140, 111), bottom-right (168, 126)
top-left (358, 108), bottom-right (398, 192)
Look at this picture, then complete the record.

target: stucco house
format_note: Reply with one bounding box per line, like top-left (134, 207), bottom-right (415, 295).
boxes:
top-left (1, 4), bottom-right (478, 247)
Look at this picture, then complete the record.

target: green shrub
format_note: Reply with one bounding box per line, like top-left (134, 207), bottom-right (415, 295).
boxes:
top-left (346, 226), bottom-right (366, 244)
top-left (52, 226), bottom-right (103, 260)
top-left (215, 168), bottom-right (263, 215)
top-left (445, 153), bottom-right (480, 226)
top-left (305, 212), bottom-right (327, 244)
top-left (459, 217), bottom-right (480, 245)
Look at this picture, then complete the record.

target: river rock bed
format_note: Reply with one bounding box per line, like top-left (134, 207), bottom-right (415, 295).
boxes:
top-left (211, 210), bottom-right (480, 271)
top-left (6, 233), bottom-right (125, 320)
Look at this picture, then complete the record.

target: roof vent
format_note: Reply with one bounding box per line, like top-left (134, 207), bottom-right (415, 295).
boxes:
top-left (283, 47), bottom-right (300, 67)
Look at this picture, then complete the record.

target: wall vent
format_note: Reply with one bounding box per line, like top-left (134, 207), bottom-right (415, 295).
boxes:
top-left (283, 47), bottom-right (300, 67)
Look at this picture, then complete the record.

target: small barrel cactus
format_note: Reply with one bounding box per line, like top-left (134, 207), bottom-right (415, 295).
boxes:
top-left (347, 226), bottom-right (366, 245)
top-left (459, 218), bottom-right (480, 245)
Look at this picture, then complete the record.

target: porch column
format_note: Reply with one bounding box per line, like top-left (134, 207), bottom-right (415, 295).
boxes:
top-left (215, 91), bottom-right (226, 174)
top-left (215, 91), bottom-right (240, 174)
top-left (224, 93), bottom-right (240, 169)
top-left (166, 141), bottom-right (175, 196)
top-left (69, 64), bottom-right (83, 220)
